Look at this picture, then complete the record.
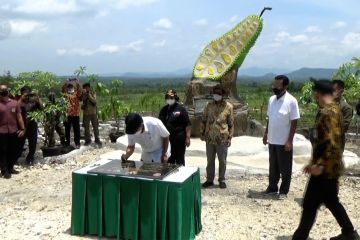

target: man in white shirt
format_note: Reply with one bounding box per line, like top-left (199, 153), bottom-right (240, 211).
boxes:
top-left (262, 75), bottom-right (300, 200)
top-left (122, 113), bottom-right (170, 163)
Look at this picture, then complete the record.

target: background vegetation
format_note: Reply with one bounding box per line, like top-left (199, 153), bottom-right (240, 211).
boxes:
top-left (1, 57), bottom-right (359, 131)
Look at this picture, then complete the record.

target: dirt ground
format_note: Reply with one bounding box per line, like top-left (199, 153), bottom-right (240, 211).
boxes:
top-left (0, 144), bottom-right (359, 240)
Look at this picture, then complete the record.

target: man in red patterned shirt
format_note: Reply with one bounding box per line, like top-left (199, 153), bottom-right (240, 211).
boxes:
top-left (62, 78), bottom-right (82, 148)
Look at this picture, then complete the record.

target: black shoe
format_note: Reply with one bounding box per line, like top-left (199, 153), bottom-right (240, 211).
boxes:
top-left (10, 169), bottom-right (20, 174)
top-left (202, 181), bottom-right (214, 188)
top-left (219, 182), bottom-right (227, 189)
top-left (95, 140), bottom-right (102, 147)
top-left (3, 172), bottom-right (11, 179)
top-left (84, 141), bottom-right (91, 146)
top-left (75, 144), bottom-right (81, 149)
top-left (330, 231), bottom-right (360, 240)
top-left (262, 188), bottom-right (278, 195)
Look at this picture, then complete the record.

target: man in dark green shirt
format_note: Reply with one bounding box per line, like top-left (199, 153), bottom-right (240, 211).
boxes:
top-left (333, 79), bottom-right (353, 150)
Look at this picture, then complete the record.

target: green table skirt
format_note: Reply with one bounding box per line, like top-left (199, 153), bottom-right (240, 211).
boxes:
top-left (71, 169), bottom-right (202, 240)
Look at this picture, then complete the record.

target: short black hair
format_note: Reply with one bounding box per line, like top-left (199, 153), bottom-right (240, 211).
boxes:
top-left (20, 85), bottom-right (31, 94)
top-left (82, 83), bottom-right (91, 88)
top-left (313, 79), bottom-right (334, 95)
top-left (125, 113), bottom-right (143, 134)
top-left (332, 79), bottom-right (345, 89)
top-left (274, 75), bottom-right (289, 87)
top-left (212, 84), bottom-right (226, 95)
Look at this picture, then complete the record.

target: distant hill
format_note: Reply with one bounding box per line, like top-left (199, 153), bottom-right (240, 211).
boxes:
top-left (97, 67), bottom-right (337, 84)
top-left (286, 67), bottom-right (337, 81)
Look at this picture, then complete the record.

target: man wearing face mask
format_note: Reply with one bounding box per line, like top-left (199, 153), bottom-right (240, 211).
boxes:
top-left (263, 75), bottom-right (300, 200)
top-left (62, 78), bottom-right (82, 148)
top-left (0, 84), bottom-right (26, 178)
top-left (332, 79), bottom-right (353, 151)
top-left (82, 83), bottom-right (101, 147)
top-left (159, 89), bottom-right (191, 165)
top-left (122, 113), bottom-right (170, 163)
top-left (200, 85), bottom-right (234, 189)
top-left (17, 86), bottom-right (44, 165)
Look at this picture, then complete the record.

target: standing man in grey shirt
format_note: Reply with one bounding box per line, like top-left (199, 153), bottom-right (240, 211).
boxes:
top-left (262, 75), bottom-right (300, 200)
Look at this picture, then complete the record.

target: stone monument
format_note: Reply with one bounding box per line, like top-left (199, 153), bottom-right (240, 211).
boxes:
top-left (183, 7), bottom-right (272, 137)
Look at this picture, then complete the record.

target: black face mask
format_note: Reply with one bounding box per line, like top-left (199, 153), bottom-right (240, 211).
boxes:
top-left (0, 90), bottom-right (9, 97)
top-left (272, 88), bottom-right (284, 96)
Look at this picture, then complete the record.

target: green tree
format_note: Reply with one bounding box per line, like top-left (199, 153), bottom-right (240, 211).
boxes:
top-left (332, 57), bottom-right (360, 104)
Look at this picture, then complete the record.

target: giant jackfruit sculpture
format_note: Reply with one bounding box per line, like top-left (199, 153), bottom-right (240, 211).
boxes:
top-left (192, 7), bottom-right (271, 80)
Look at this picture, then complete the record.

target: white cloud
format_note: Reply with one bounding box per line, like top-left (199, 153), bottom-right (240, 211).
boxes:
top-left (57, 40), bottom-right (144, 56)
top-left (10, 20), bottom-right (48, 36)
top-left (333, 21), bottom-right (347, 29)
top-left (153, 40), bottom-right (166, 47)
top-left (290, 34), bottom-right (308, 43)
top-left (14, 0), bottom-right (78, 14)
top-left (125, 40), bottom-right (144, 51)
top-left (153, 18), bottom-right (173, 30)
top-left (97, 44), bottom-right (119, 53)
top-left (56, 49), bottom-right (67, 55)
top-left (342, 32), bottom-right (360, 50)
top-left (193, 19), bottom-right (208, 26)
top-left (275, 31), bottom-right (308, 43)
top-left (275, 31), bottom-right (290, 42)
top-left (305, 26), bottom-right (321, 33)
top-left (95, 10), bottom-right (109, 18)
top-left (229, 15), bottom-right (238, 23)
top-left (116, 0), bottom-right (158, 9)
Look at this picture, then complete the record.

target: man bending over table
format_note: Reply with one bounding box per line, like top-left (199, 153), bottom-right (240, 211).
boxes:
top-left (122, 113), bottom-right (170, 163)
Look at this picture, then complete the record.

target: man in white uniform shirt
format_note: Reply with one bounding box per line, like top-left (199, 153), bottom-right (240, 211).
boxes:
top-left (122, 113), bottom-right (170, 163)
top-left (262, 75), bottom-right (300, 200)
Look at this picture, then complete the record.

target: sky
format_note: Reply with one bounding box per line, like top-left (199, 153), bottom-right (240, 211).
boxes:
top-left (0, 0), bottom-right (360, 75)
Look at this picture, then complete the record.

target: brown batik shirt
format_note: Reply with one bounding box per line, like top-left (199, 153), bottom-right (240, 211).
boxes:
top-left (200, 100), bottom-right (234, 145)
top-left (311, 102), bottom-right (344, 179)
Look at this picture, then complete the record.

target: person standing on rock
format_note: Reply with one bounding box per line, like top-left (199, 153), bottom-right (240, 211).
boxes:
top-left (122, 113), bottom-right (170, 163)
top-left (293, 80), bottom-right (360, 240)
top-left (62, 78), bottom-right (82, 149)
top-left (0, 84), bottom-right (26, 178)
top-left (82, 83), bottom-right (102, 147)
top-left (201, 85), bottom-right (234, 189)
top-left (262, 75), bottom-right (300, 200)
top-left (159, 89), bottom-right (191, 166)
top-left (332, 79), bottom-right (353, 151)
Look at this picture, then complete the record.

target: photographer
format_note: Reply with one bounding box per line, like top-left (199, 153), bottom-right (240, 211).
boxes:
top-left (18, 86), bottom-right (43, 165)
top-left (82, 83), bottom-right (101, 146)
top-left (62, 78), bottom-right (82, 148)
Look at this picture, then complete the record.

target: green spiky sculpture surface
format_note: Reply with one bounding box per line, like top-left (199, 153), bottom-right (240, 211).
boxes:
top-left (193, 15), bottom-right (263, 81)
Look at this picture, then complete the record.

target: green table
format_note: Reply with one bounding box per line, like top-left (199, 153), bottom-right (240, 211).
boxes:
top-left (71, 159), bottom-right (202, 240)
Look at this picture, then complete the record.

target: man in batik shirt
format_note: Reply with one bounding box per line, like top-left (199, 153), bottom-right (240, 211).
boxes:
top-left (62, 78), bottom-right (82, 148)
top-left (200, 85), bottom-right (234, 189)
top-left (293, 80), bottom-right (359, 240)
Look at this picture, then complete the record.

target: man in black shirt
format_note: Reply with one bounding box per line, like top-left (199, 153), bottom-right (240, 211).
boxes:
top-left (17, 86), bottom-right (44, 165)
top-left (159, 89), bottom-right (191, 165)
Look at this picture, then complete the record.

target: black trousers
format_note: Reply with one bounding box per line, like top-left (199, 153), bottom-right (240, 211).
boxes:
top-left (267, 144), bottom-right (293, 194)
top-left (17, 120), bottom-right (38, 162)
top-left (293, 176), bottom-right (354, 240)
top-left (0, 133), bottom-right (18, 173)
top-left (64, 116), bottom-right (80, 145)
top-left (168, 133), bottom-right (186, 166)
